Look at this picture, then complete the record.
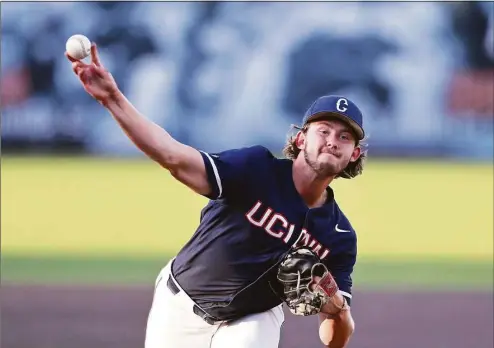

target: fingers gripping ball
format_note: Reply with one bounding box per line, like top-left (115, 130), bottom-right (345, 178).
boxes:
top-left (66, 34), bottom-right (91, 60)
top-left (277, 247), bottom-right (340, 316)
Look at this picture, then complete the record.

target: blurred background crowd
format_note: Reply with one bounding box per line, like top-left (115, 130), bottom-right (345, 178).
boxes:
top-left (2, 1), bottom-right (493, 158)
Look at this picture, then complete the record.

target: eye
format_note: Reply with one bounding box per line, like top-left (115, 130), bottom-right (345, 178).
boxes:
top-left (340, 133), bottom-right (351, 141)
top-left (320, 129), bottom-right (329, 135)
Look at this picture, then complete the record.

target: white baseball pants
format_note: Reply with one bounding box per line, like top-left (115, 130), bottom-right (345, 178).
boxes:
top-left (144, 259), bottom-right (285, 348)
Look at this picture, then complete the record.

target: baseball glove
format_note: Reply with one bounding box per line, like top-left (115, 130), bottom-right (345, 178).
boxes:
top-left (276, 247), bottom-right (347, 316)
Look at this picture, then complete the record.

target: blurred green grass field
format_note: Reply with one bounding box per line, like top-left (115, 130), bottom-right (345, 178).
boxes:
top-left (1, 156), bottom-right (493, 289)
top-left (2, 254), bottom-right (492, 290)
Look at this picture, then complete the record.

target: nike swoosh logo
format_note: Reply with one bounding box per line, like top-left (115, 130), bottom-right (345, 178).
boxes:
top-left (335, 224), bottom-right (351, 233)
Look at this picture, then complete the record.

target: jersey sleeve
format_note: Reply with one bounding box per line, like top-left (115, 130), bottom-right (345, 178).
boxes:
top-left (199, 145), bottom-right (272, 200)
top-left (325, 236), bottom-right (357, 306)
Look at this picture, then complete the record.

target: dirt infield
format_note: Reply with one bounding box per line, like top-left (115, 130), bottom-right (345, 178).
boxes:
top-left (2, 285), bottom-right (492, 348)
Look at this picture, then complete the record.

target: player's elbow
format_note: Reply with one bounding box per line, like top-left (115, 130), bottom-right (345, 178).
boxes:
top-left (319, 313), bottom-right (355, 348)
top-left (321, 330), bottom-right (355, 348)
top-left (319, 332), bottom-right (331, 346)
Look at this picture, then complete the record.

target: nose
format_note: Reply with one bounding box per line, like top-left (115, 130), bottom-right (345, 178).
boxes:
top-left (326, 134), bottom-right (339, 149)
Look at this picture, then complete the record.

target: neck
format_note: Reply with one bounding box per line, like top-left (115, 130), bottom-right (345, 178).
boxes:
top-left (292, 157), bottom-right (335, 208)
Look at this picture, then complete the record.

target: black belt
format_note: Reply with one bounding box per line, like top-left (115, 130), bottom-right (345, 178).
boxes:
top-left (166, 275), bottom-right (224, 325)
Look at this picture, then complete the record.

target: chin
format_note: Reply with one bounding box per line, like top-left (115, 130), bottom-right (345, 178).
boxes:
top-left (305, 152), bottom-right (343, 177)
top-left (315, 162), bottom-right (341, 177)
top-left (319, 156), bottom-right (339, 168)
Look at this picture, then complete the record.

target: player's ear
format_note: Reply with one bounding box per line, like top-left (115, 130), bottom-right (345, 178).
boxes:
top-left (295, 130), bottom-right (306, 150)
top-left (349, 145), bottom-right (361, 163)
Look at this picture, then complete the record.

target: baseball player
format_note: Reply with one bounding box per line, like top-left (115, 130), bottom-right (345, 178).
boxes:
top-left (66, 43), bottom-right (366, 348)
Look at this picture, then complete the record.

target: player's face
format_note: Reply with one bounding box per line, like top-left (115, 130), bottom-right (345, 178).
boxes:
top-left (299, 119), bottom-right (361, 178)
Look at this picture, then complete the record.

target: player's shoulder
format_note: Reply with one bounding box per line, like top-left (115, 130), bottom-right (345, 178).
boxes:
top-left (204, 145), bottom-right (276, 177)
top-left (243, 145), bottom-right (275, 159)
top-left (211, 144), bottom-right (274, 160)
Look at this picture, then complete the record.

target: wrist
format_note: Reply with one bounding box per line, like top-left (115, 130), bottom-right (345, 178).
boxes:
top-left (321, 293), bottom-right (348, 316)
top-left (102, 89), bottom-right (124, 108)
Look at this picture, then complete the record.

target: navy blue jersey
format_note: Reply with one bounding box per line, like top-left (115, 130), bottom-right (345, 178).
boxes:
top-left (172, 145), bottom-right (357, 321)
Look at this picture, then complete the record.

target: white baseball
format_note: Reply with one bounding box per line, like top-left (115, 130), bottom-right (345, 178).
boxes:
top-left (65, 34), bottom-right (91, 60)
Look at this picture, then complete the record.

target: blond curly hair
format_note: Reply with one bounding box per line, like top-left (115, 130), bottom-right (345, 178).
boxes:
top-left (282, 124), bottom-right (368, 179)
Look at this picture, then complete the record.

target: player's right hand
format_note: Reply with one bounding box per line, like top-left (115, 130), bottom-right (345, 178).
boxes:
top-left (65, 43), bottom-right (120, 105)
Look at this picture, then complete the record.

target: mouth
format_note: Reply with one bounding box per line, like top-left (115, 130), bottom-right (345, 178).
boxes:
top-left (321, 150), bottom-right (341, 159)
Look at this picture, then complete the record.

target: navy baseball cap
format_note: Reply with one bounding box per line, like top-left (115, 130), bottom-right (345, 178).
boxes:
top-left (302, 95), bottom-right (365, 140)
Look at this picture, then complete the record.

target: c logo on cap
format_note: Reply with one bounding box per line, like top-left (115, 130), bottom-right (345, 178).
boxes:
top-left (336, 98), bottom-right (348, 112)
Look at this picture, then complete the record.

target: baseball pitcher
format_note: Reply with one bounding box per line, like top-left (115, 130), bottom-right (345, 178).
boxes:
top-left (66, 43), bottom-right (367, 348)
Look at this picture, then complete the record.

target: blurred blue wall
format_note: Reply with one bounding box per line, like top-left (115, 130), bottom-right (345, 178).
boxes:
top-left (1, 1), bottom-right (493, 159)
